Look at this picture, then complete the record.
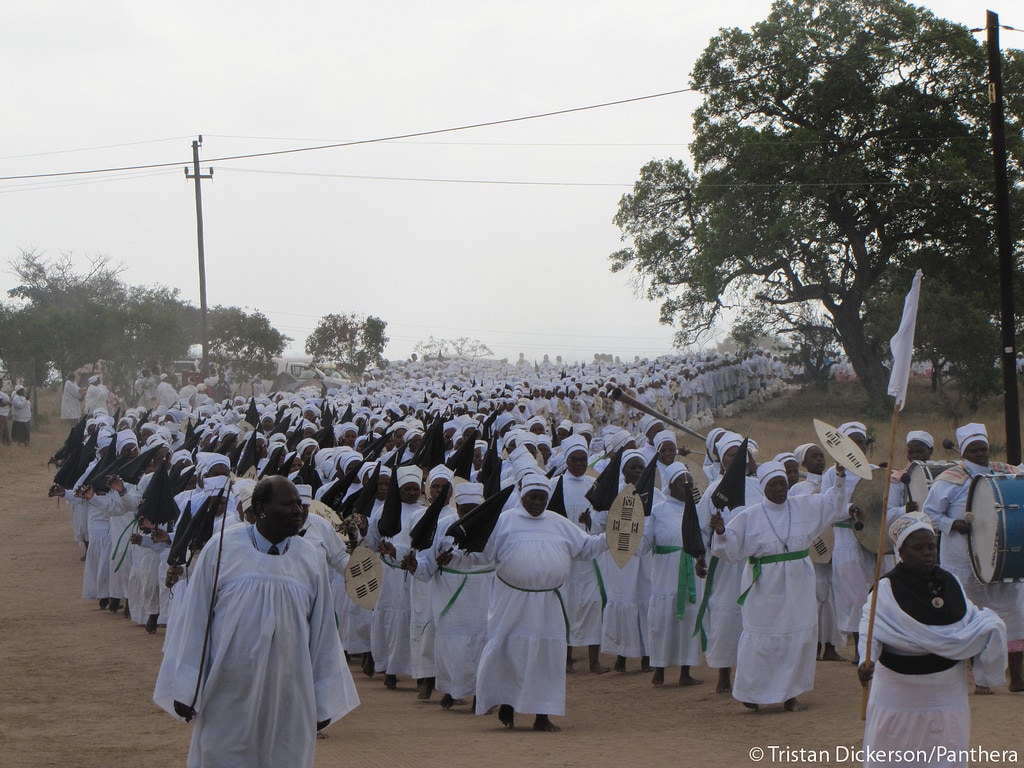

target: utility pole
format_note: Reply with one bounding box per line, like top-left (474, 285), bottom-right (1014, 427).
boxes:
top-left (987, 11), bottom-right (1022, 465)
top-left (185, 136), bottom-right (214, 379)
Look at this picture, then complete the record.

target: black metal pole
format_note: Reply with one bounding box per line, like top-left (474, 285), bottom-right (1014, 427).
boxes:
top-left (988, 11), bottom-right (1022, 464)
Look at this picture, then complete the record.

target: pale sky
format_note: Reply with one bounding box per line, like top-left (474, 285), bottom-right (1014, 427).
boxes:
top-left (0, 1), bottom-right (1014, 364)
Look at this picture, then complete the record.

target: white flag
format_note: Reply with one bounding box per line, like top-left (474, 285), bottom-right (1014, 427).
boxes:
top-left (887, 270), bottom-right (923, 411)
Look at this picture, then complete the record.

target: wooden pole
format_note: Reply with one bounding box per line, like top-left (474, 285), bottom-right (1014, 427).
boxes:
top-left (860, 401), bottom-right (901, 720)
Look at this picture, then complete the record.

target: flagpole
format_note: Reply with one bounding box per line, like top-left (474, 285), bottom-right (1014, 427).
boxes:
top-left (860, 401), bottom-right (900, 720)
top-left (859, 269), bottom-right (922, 720)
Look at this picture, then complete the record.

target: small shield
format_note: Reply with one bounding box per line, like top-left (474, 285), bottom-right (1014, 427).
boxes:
top-left (605, 483), bottom-right (644, 569)
top-left (344, 545), bottom-right (384, 610)
top-left (813, 419), bottom-right (872, 480)
top-left (309, 499), bottom-right (343, 530)
top-left (809, 525), bottom-right (834, 564)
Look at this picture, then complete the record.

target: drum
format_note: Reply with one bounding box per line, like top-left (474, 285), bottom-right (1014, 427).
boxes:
top-left (851, 469), bottom-right (893, 555)
top-left (966, 474), bottom-right (1024, 583)
top-left (905, 461), bottom-right (957, 505)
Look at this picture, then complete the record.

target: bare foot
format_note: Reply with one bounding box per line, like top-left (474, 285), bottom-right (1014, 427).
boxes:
top-left (440, 693), bottom-right (454, 710)
top-left (145, 614), bottom-right (158, 634)
top-left (1010, 681), bottom-right (1024, 693)
top-left (614, 656), bottom-right (626, 673)
top-left (716, 669), bottom-right (732, 694)
top-left (498, 704), bottom-right (515, 728)
top-left (742, 702), bottom-right (760, 712)
top-left (821, 645), bottom-right (845, 662)
top-left (533, 715), bottom-right (561, 732)
top-left (361, 653), bottom-right (375, 678)
top-left (975, 685), bottom-right (994, 695)
top-left (784, 697), bottom-right (805, 711)
top-left (590, 663), bottom-right (610, 675)
top-left (679, 674), bottom-right (704, 687)
top-left (651, 668), bottom-right (665, 686)
top-left (384, 674), bottom-right (397, 690)
top-left (566, 660), bottom-right (576, 674)
top-left (640, 656), bottom-right (652, 673)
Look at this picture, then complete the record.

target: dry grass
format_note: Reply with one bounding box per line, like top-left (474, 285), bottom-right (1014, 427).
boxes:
top-left (686, 378), bottom-right (1020, 466)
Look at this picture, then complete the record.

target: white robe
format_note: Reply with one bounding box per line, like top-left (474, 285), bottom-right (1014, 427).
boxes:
top-left (696, 476), bottom-right (763, 668)
top-left (859, 573), bottom-right (1007, 768)
top-left (415, 509), bottom-right (492, 698)
top-left (642, 497), bottom-right (704, 668)
top-left (363, 500), bottom-right (421, 676)
top-left (154, 526), bottom-right (354, 768)
top-left (560, 473), bottom-right (606, 647)
top-left (710, 477), bottom-right (846, 704)
top-left (453, 506), bottom-right (608, 716)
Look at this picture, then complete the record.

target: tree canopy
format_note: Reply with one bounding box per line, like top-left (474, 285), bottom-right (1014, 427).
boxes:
top-left (0, 250), bottom-right (289, 392)
top-left (304, 312), bottom-right (388, 376)
top-left (611, 0), bottom-right (1024, 407)
top-left (413, 336), bottom-right (494, 360)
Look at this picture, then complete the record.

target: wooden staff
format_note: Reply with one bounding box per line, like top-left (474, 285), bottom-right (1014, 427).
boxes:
top-left (609, 387), bottom-right (706, 441)
top-left (860, 403), bottom-right (901, 720)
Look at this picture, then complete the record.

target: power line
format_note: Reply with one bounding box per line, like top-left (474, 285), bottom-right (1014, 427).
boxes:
top-left (224, 167), bottom-right (629, 188)
top-left (0, 136), bottom-right (193, 162)
top-left (0, 25), bottom-right (1003, 184)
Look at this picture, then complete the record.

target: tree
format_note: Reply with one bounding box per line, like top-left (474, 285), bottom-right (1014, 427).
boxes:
top-left (1, 250), bottom-right (126, 383)
top-left (611, 0), bottom-right (1024, 407)
top-left (208, 306), bottom-right (290, 377)
top-left (304, 313), bottom-right (388, 376)
top-left (413, 336), bottom-right (493, 360)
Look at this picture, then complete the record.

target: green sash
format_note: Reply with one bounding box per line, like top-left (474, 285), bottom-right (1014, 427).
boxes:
top-left (692, 556), bottom-right (719, 651)
top-left (497, 573), bottom-right (570, 643)
top-left (653, 545), bottom-right (697, 618)
top-left (438, 566), bottom-right (495, 618)
top-left (834, 521), bottom-right (852, 529)
top-left (736, 549), bottom-right (810, 605)
top-left (592, 560), bottom-right (607, 609)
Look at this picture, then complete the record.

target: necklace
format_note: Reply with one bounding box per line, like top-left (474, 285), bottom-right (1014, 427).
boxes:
top-left (762, 501), bottom-right (793, 552)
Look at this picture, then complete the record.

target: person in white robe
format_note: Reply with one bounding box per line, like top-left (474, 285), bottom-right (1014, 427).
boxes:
top-left (441, 473), bottom-right (609, 731)
top-left (709, 461), bottom-right (847, 710)
top-left (643, 463), bottom-right (704, 685)
top-left (820, 421), bottom-right (882, 661)
top-left (696, 433), bottom-right (763, 693)
top-left (364, 464), bottom-right (423, 688)
top-left (598, 448), bottom-right (651, 671)
top-left (153, 476), bottom-right (354, 768)
top-left (61, 372), bottom-right (82, 421)
top-left (922, 422), bottom-right (1024, 693)
top-left (858, 513), bottom-right (1006, 768)
top-left (83, 376), bottom-right (108, 416)
top-left (410, 482), bottom-right (493, 709)
top-left (557, 436), bottom-right (608, 674)
top-left (790, 442), bottom-right (845, 661)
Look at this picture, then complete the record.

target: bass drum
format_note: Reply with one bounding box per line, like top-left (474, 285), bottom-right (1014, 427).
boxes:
top-left (851, 469), bottom-right (893, 555)
top-left (966, 474), bottom-right (1024, 583)
top-left (905, 461), bottom-right (957, 505)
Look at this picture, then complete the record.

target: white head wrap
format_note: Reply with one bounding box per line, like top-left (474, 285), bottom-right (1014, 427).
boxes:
top-left (956, 423), bottom-right (988, 455)
top-left (518, 472), bottom-right (551, 497)
top-left (454, 482), bottom-right (485, 506)
top-left (234, 478), bottom-right (256, 513)
top-left (906, 430), bottom-right (934, 449)
top-left (427, 465), bottom-right (454, 485)
top-left (294, 484), bottom-right (313, 505)
top-left (838, 421), bottom-right (867, 438)
top-left (756, 461), bottom-right (787, 492)
top-left (396, 465), bottom-right (423, 489)
top-left (889, 511), bottom-right (935, 551)
top-left (793, 443), bottom-right (817, 466)
top-left (653, 431), bottom-right (677, 449)
top-left (663, 462), bottom-right (689, 488)
top-left (561, 435), bottom-right (589, 458)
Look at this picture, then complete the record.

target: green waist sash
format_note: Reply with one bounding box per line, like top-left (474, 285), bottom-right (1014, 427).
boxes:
top-left (834, 521), bottom-right (853, 529)
top-left (653, 545), bottom-right (697, 619)
top-left (496, 573), bottom-right (569, 643)
top-left (438, 566), bottom-right (495, 618)
top-left (737, 549), bottom-right (810, 605)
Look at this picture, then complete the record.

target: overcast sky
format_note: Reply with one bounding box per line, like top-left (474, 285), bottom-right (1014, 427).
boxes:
top-left (0, 1), bottom-right (1014, 364)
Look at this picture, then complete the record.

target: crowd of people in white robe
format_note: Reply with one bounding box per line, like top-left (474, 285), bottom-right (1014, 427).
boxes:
top-left (44, 351), bottom-right (1023, 759)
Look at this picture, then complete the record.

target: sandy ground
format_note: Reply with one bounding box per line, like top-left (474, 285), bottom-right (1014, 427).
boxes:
top-left (2, 415), bottom-right (1022, 768)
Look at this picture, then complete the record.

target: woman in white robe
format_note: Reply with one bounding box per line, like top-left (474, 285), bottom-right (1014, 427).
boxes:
top-left (696, 433), bottom-right (763, 692)
top-left (643, 463), bottom-right (704, 685)
top-left (710, 461), bottom-right (847, 710)
top-left (444, 474), bottom-right (608, 731)
top-left (858, 513), bottom-right (1006, 768)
